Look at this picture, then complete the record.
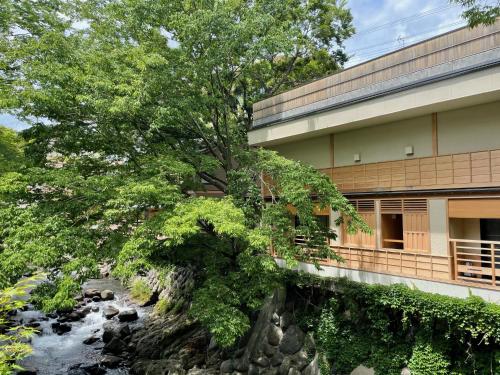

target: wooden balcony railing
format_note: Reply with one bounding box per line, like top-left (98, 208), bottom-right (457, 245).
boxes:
top-left (326, 246), bottom-right (453, 281)
top-left (279, 240), bottom-right (500, 290)
top-left (329, 149), bottom-right (500, 193)
top-left (290, 243), bottom-right (452, 282)
top-left (450, 238), bottom-right (500, 287)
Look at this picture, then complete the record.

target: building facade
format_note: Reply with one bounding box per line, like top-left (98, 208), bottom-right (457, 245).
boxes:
top-left (249, 22), bottom-right (500, 302)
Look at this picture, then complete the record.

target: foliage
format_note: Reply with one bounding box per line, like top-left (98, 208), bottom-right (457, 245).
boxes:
top-left (130, 278), bottom-right (153, 305)
top-left (0, 126), bottom-right (24, 174)
top-left (0, 0), bottom-right (368, 348)
top-left (453, 0), bottom-right (500, 27)
top-left (0, 277), bottom-right (38, 374)
top-left (291, 274), bottom-right (500, 375)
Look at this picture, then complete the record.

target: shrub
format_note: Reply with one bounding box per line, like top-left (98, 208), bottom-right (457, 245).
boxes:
top-left (0, 277), bottom-right (38, 374)
top-left (130, 278), bottom-right (152, 305)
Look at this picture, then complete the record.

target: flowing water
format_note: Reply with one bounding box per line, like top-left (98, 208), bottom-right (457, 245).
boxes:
top-left (15, 278), bottom-right (149, 375)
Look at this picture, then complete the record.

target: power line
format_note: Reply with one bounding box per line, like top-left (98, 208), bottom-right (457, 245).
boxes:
top-left (346, 21), bottom-right (467, 65)
top-left (351, 3), bottom-right (460, 38)
top-left (349, 20), bottom-right (465, 55)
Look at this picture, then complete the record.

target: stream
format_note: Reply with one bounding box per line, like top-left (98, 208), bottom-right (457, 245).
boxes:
top-left (14, 278), bottom-right (149, 375)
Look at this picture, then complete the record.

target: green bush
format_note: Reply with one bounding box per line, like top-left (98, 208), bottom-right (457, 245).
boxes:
top-left (130, 278), bottom-right (152, 305)
top-left (0, 277), bottom-right (38, 374)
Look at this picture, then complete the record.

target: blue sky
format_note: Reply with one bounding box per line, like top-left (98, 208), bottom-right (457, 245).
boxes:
top-left (0, 0), bottom-right (482, 131)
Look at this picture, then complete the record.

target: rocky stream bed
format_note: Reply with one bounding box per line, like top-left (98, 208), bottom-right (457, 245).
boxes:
top-left (11, 267), bottom-right (320, 375)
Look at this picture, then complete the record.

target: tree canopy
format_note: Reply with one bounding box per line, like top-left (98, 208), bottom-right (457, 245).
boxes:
top-left (452, 0), bottom-right (500, 27)
top-left (0, 0), bottom-right (368, 347)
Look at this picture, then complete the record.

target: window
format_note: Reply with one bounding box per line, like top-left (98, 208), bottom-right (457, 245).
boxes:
top-left (381, 199), bottom-right (429, 251)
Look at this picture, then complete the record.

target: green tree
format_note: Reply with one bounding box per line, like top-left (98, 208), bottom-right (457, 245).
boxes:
top-left (0, 0), bottom-right (368, 347)
top-left (0, 126), bottom-right (24, 174)
top-left (453, 0), bottom-right (500, 27)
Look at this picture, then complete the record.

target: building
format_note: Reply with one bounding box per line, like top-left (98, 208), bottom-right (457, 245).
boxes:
top-left (249, 22), bottom-right (500, 302)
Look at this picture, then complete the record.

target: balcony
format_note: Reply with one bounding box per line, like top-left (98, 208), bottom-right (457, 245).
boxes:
top-left (451, 238), bottom-right (499, 287)
top-left (285, 239), bottom-right (500, 291)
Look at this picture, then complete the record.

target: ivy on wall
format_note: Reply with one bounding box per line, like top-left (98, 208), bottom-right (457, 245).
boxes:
top-left (289, 274), bottom-right (500, 375)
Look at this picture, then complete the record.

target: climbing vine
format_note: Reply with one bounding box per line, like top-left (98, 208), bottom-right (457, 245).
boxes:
top-left (289, 274), bottom-right (500, 375)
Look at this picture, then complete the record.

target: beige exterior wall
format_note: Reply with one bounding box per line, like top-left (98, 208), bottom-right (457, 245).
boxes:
top-left (248, 66), bottom-right (500, 146)
top-left (429, 199), bottom-right (448, 256)
top-left (333, 116), bottom-right (433, 167)
top-left (269, 136), bottom-right (332, 169)
top-left (438, 101), bottom-right (500, 155)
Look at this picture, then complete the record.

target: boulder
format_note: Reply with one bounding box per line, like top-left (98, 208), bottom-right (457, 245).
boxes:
top-left (92, 296), bottom-right (101, 302)
top-left (267, 325), bottom-right (283, 346)
top-left (80, 363), bottom-right (106, 375)
top-left (102, 321), bottom-right (130, 343)
top-left (118, 308), bottom-right (138, 322)
top-left (252, 356), bottom-right (270, 367)
top-left (83, 336), bottom-right (100, 345)
top-left (279, 311), bottom-right (293, 330)
top-left (84, 289), bottom-right (101, 298)
top-left (101, 355), bottom-right (122, 368)
top-left (103, 337), bottom-right (127, 355)
top-left (17, 370), bottom-right (37, 375)
top-left (248, 364), bottom-right (260, 375)
top-left (46, 312), bottom-right (58, 319)
top-left (51, 322), bottom-right (71, 335)
top-left (103, 306), bottom-right (119, 319)
top-left (302, 353), bottom-right (319, 375)
top-left (220, 359), bottom-right (233, 374)
top-left (101, 290), bottom-right (115, 301)
top-left (67, 312), bottom-right (82, 321)
top-left (279, 325), bottom-right (304, 355)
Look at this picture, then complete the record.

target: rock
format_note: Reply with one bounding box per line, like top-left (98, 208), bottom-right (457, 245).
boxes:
top-left (17, 370), bottom-right (37, 375)
top-left (233, 357), bottom-right (249, 372)
top-left (103, 306), bottom-right (119, 319)
top-left (84, 288), bottom-right (101, 298)
top-left (92, 296), bottom-right (101, 302)
top-left (261, 369), bottom-right (278, 375)
top-left (271, 312), bottom-right (280, 325)
top-left (81, 363), bottom-right (106, 375)
top-left (101, 290), bottom-right (114, 301)
top-left (288, 369), bottom-right (301, 375)
top-left (279, 311), bottom-right (293, 330)
top-left (278, 357), bottom-right (291, 375)
top-left (51, 322), bottom-right (71, 335)
top-left (401, 368), bottom-right (411, 375)
top-left (102, 321), bottom-right (130, 343)
top-left (83, 336), bottom-right (100, 345)
top-left (118, 308), bottom-right (138, 322)
top-left (220, 359), bottom-right (234, 373)
top-left (252, 356), bottom-right (270, 367)
top-left (68, 311), bottom-right (82, 321)
top-left (263, 342), bottom-right (277, 357)
top-left (26, 322), bottom-right (40, 328)
top-left (268, 325), bottom-right (283, 346)
top-left (271, 352), bottom-right (284, 367)
top-left (91, 306), bottom-right (100, 313)
top-left (248, 364), bottom-right (260, 375)
top-left (302, 353), bottom-right (319, 375)
top-left (351, 365), bottom-right (375, 375)
top-left (101, 355), bottom-right (122, 368)
top-left (279, 325), bottom-right (304, 355)
top-left (103, 337), bottom-right (127, 355)
top-left (289, 350), bottom-right (308, 370)
top-left (46, 312), bottom-right (58, 319)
